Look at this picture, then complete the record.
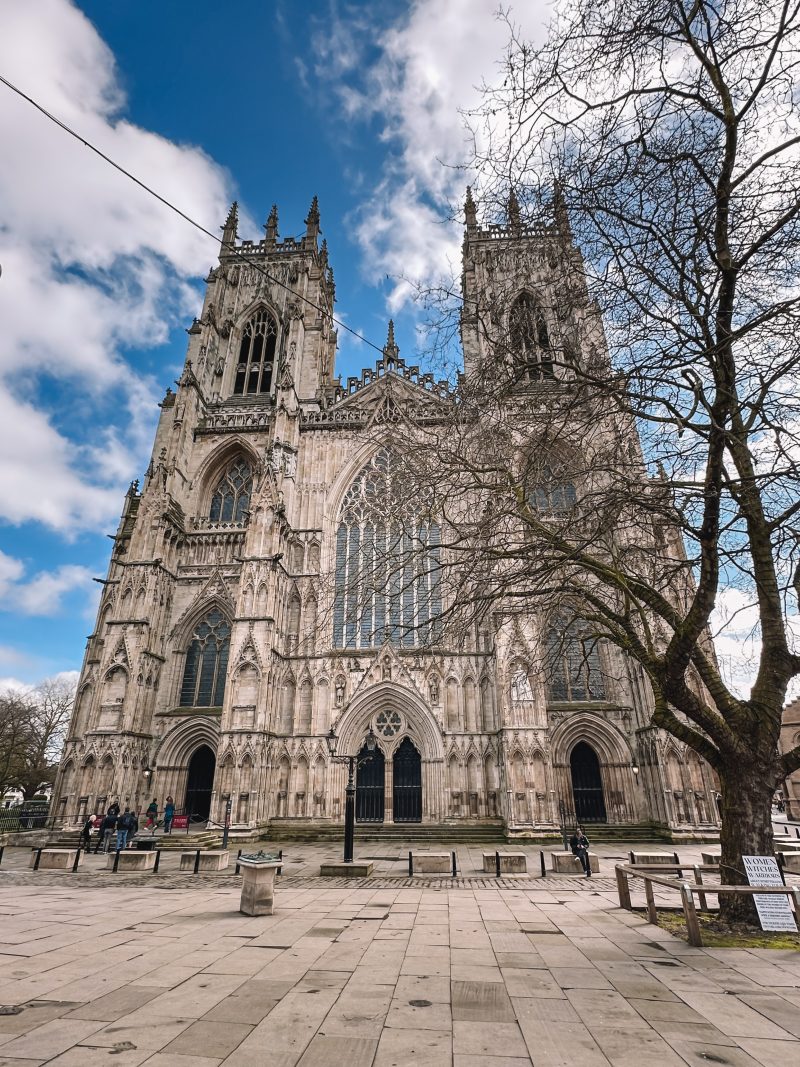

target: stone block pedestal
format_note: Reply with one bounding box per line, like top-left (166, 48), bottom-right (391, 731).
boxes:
top-left (106, 850), bottom-right (156, 871)
top-left (482, 851), bottom-right (528, 874)
top-left (701, 851), bottom-right (721, 865)
top-left (550, 851), bottom-right (599, 874)
top-left (180, 850), bottom-right (230, 872)
top-left (320, 861), bottom-right (374, 877)
top-left (29, 848), bottom-right (81, 870)
top-left (411, 851), bottom-right (452, 874)
top-left (238, 856), bottom-right (282, 916)
top-left (629, 850), bottom-right (676, 865)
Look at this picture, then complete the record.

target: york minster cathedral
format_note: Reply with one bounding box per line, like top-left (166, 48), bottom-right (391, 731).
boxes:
top-left (53, 192), bottom-right (720, 839)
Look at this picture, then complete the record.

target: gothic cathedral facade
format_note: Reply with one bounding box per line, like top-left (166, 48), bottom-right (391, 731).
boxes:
top-left (53, 195), bottom-right (720, 839)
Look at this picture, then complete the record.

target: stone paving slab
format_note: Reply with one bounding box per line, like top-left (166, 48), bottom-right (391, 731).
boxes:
top-left (0, 841), bottom-right (798, 1065)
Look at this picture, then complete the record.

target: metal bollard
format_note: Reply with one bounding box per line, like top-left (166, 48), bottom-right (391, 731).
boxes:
top-left (153, 849), bottom-right (161, 873)
top-left (673, 851), bottom-right (683, 878)
top-left (0, 845), bottom-right (5, 868)
top-left (72, 849), bottom-right (81, 873)
top-left (408, 850), bottom-right (413, 876)
top-left (278, 849), bottom-right (283, 877)
top-left (112, 849), bottom-right (122, 873)
top-left (451, 851), bottom-right (457, 877)
top-left (777, 853), bottom-right (786, 885)
top-left (193, 849), bottom-right (201, 874)
top-left (33, 848), bottom-right (42, 871)
top-left (495, 850), bottom-right (501, 878)
top-left (539, 850), bottom-right (546, 878)
top-left (235, 849), bottom-right (242, 875)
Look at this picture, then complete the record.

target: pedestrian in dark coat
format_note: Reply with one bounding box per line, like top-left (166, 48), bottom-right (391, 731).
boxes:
top-left (569, 826), bottom-right (592, 877)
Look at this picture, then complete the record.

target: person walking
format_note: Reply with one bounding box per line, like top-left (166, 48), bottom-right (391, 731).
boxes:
top-left (569, 825), bottom-right (592, 877)
top-left (145, 798), bottom-right (159, 832)
top-left (107, 800), bottom-right (120, 818)
top-left (95, 810), bottom-right (117, 853)
top-left (80, 814), bottom-right (96, 852)
top-left (163, 796), bottom-right (175, 834)
top-left (116, 808), bottom-right (134, 850)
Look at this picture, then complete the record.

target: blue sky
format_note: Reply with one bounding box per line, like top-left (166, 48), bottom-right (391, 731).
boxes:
top-left (0, 0), bottom-right (553, 687)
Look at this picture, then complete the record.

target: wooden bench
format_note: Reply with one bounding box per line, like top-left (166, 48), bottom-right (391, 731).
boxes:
top-left (550, 850), bottom-right (599, 874)
top-left (482, 851), bottom-right (527, 874)
top-left (28, 848), bottom-right (81, 871)
top-left (180, 850), bottom-right (230, 872)
top-left (410, 851), bottom-right (453, 874)
top-left (105, 849), bottom-right (157, 872)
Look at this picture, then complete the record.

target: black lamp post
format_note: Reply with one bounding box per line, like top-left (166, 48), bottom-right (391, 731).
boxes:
top-left (326, 724), bottom-right (377, 864)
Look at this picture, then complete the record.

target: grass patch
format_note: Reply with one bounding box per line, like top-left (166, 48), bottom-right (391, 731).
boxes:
top-left (655, 908), bottom-right (800, 949)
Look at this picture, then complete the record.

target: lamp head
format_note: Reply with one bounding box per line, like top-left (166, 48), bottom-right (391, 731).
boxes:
top-left (326, 727), bottom-right (337, 758)
top-left (365, 725), bottom-right (377, 752)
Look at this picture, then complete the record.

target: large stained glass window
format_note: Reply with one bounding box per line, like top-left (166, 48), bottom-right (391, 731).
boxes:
top-left (233, 309), bottom-right (277, 396)
top-left (179, 610), bottom-right (231, 707)
top-left (546, 620), bottom-right (606, 701)
top-left (510, 292), bottom-right (554, 380)
top-left (333, 449), bottom-right (442, 649)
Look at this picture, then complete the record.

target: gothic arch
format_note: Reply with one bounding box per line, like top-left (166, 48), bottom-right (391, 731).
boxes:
top-left (550, 712), bottom-right (633, 767)
top-left (335, 681), bottom-right (445, 762)
top-left (320, 438), bottom-right (395, 573)
top-left (153, 716), bottom-right (221, 769)
top-left (194, 437), bottom-right (261, 516)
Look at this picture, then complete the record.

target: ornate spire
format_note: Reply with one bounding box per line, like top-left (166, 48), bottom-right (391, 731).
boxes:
top-left (220, 201), bottom-right (238, 250)
top-left (305, 195), bottom-right (320, 234)
top-left (264, 204), bottom-right (278, 246)
top-left (383, 319), bottom-right (399, 362)
top-left (464, 185), bottom-right (477, 231)
top-left (553, 180), bottom-right (572, 242)
top-left (507, 188), bottom-right (521, 233)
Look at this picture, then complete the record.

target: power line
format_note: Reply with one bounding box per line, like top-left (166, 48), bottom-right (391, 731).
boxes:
top-left (0, 71), bottom-right (386, 356)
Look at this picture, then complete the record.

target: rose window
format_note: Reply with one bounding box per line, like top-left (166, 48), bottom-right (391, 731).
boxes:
top-left (375, 710), bottom-right (402, 738)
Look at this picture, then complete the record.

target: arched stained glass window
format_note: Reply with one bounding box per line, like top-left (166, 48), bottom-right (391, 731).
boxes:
top-left (546, 619), bottom-right (606, 702)
top-left (210, 458), bottom-right (252, 523)
top-left (333, 448), bottom-right (442, 649)
top-left (233, 309), bottom-right (277, 396)
top-left (529, 462), bottom-right (577, 513)
top-left (510, 292), bottom-right (554, 380)
top-left (179, 610), bottom-right (231, 707)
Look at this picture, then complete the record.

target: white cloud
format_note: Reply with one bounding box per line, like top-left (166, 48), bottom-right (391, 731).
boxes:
top-left (0, 548), bottom-right (93, 617)
top-left (711, 585), bottom-right (800, 701)
top-left (0, 0), bottom-right (235, 532)
top-left (311, 1), bottom-right (549, 306)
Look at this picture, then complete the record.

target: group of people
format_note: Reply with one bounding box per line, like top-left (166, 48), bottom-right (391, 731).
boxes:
top-left (80, 796), bottom-right (176, 853)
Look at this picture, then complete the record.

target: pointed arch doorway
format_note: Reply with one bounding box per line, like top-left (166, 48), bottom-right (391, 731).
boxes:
top-left (185, 745), bottom-right (216, 823)
top-left (393, 737), bottom-right (422, 822)
top-left (570, 741), bottom-right (607, 823)
top-left (355, 743), bottom-right (385, 823)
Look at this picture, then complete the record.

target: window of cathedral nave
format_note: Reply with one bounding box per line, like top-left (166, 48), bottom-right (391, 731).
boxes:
top-left (509, 292), bottom-right (554, 380)
top-left (528, 462), bottom-right (577, 514)
top-left (233, 309), bottom-right (277, 396)
top-left (546, 620), bottom-right (607, 702)
top-left (210, 458), bottom-right (252, 523)
top-left (179, 609), bottom-right (231, 708)
top-left (333, 448), bottom-right (442, 649)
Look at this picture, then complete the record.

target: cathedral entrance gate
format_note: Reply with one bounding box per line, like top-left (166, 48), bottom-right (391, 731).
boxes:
top-left (355, 743), bottom-right (385, 823)
top-left (393, 737), bottom-right (422, 823)
top-left (185, 745), bottom-right (216, 823)
top-left (570, 741), bottom-right (607, 823)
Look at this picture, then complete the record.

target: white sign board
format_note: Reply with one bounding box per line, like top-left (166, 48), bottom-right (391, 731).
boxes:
top-left (742, 856), bottom-right (797, 933)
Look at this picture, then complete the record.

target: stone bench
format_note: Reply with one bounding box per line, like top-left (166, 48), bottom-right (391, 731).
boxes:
top-left (701, 851), bottom-right (721, 865)
top-left (28, 848), bottom-right (81, 871)
top-left (180, 850), bottom-right (229, 872)
top-left (550, 851), bottom-right (599, 874)
top-left (411, 851), bottom-right (453, 874)
top-left (778, 852), bottom-right (800, 874)
top-left (482, 851), bottom-right (527, 874)
top-left (629, 850), bottom-right (679, 866)
top-left (105, 849), bottom-right (157, 872)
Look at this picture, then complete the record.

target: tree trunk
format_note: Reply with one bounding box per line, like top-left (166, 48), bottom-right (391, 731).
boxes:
top-left (717, 763), bottom-right (776, 923)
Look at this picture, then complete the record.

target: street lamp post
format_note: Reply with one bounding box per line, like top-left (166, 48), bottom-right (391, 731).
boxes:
top-left (326, 724), bottom-right (377, 864)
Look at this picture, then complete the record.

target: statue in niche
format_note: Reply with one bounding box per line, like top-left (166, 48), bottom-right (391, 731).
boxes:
top-left (334, 678), bottom-right (345, 708)
top-left (382, 658), bottom-right (392, 681)
top-left (510, 669), bottom-right (533, 702)
top-left (429, 677), bottom-right (440, 704)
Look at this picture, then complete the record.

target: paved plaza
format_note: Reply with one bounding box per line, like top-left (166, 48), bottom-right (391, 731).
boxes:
top-left (0, 839), bottom-right (798, 1066)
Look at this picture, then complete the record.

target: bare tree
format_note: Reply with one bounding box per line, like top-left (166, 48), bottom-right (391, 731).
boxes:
top-left (381, 0), bottom-right (800, 919)
top-left (0, 678), bottom-right (75, 802)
